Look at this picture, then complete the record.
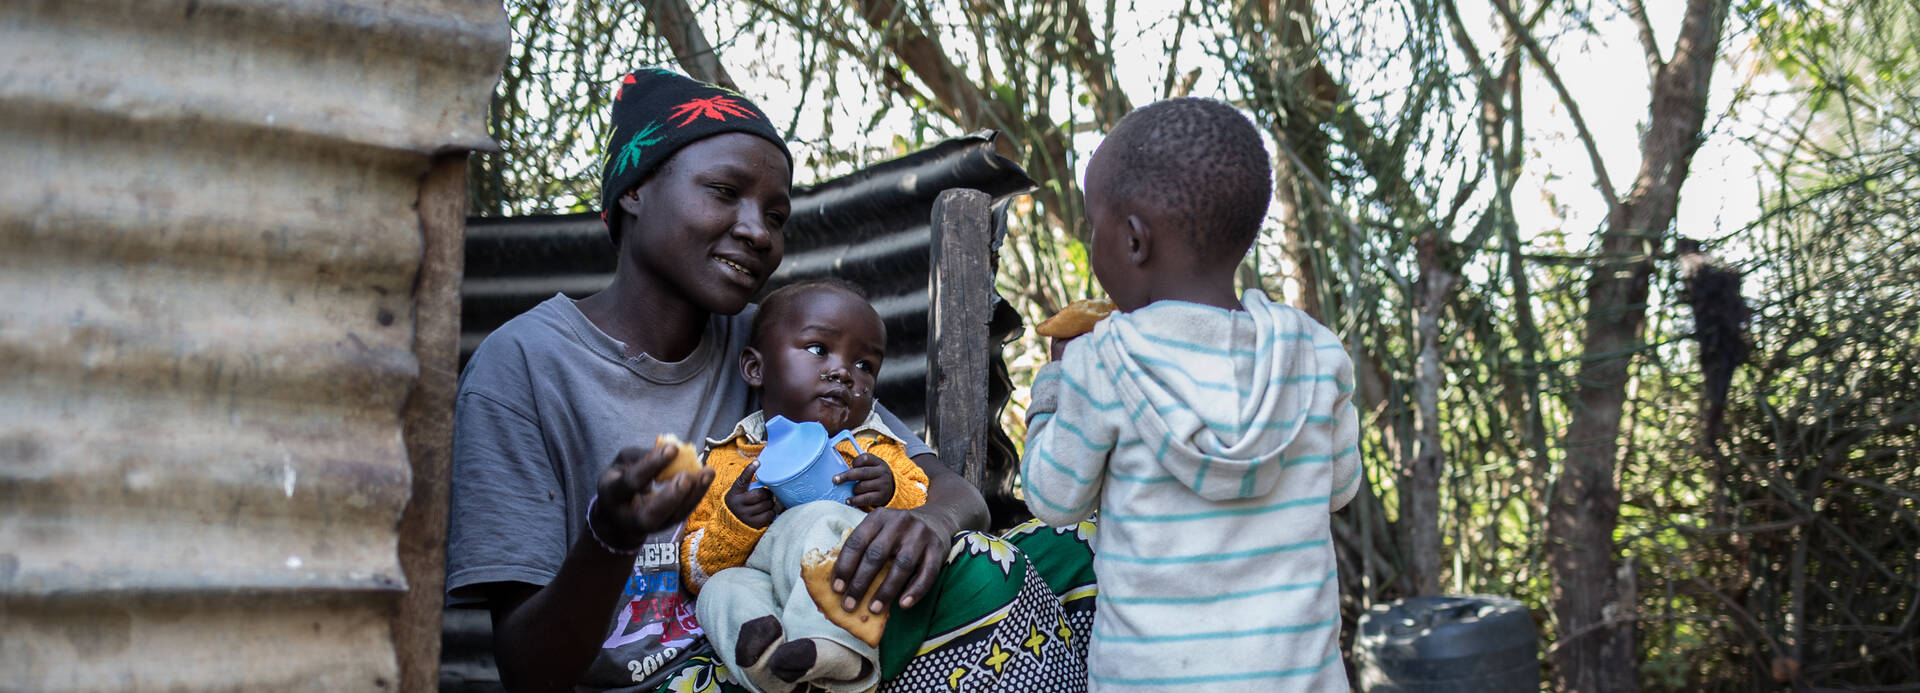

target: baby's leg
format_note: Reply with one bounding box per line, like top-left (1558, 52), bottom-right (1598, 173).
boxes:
top-left (693, 567), bottom-right (795, 693)
top-left (749, 501), bottom-right (882, 692)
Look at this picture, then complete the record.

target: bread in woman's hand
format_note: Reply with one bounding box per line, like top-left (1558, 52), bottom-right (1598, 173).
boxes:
top-left (653, 433), bottom-right (701, 481)
top-left (801, 547), bottom-right (890, 647)
top-left (1035, 297), bottom-right (1116, 339)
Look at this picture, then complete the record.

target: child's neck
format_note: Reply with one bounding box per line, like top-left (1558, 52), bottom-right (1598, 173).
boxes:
top-left (1138, 275), bottom-right (1240, 312)
top-left (764, 409), bottom-right (851, 436)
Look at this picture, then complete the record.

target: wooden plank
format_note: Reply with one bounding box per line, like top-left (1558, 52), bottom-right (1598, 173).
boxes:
top-left (926, 188), bottom-right (993, 488)
top-left (396, 153), bottom-right (467, 692)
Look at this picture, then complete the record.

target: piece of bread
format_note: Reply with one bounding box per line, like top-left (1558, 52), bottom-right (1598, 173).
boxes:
top-left (800, 547), bottom-right (890, 647)
top-left (654, 433), bottom-right (701, 482)
top-left (1035, 297), bottom-right (1116, 339)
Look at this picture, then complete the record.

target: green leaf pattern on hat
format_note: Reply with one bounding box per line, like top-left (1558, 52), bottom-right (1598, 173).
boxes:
top-left (612, 120), bottom-right (665, 176)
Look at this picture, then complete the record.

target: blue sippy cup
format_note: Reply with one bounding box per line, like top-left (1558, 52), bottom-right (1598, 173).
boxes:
top-left (751, 415), bottom-right (863, 507)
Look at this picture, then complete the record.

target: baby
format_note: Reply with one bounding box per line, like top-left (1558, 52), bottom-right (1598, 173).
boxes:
top-left (1021, 98), bottom-right (1363, 691)
top-left (681, 278), bottom-right (930, 693)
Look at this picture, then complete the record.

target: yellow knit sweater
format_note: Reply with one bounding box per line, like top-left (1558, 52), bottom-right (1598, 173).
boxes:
top-left (680, 424), bottom-right (928, 595)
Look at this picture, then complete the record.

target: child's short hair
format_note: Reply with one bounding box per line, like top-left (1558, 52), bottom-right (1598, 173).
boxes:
top-left (1095, 98), bottom-right (1271, 263)
top-left (749, 278), bottom-right (876, 348)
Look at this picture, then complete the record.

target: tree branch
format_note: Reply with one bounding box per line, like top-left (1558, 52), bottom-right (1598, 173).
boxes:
top-left (852, 0), bottom-right (1003, 129)
top-left (1491, 0), bottom-right (1620, 206)
top-left (1623, 0), bottom-right (1665, 79)
top-left (748, 0), bottom-right (868, 59)
top-left (1440, 0), bottom-right (1495, 88)
top-left (641, 0), bottom-right (736, 90)
top-left (1621, 0), bottom-right (1727, 216)
top-left (1161, 0), bottom-right (1196, 99)
top-left (1066, 0), bottom-right (1133, 125)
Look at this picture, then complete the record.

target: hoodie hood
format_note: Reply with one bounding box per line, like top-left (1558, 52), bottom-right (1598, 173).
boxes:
top-left (1090, 290), bottom-right (1339, 500)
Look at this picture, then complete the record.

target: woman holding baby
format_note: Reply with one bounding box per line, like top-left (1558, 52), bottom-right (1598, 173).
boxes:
top-left (445, 68), bottom-right (1094, 693)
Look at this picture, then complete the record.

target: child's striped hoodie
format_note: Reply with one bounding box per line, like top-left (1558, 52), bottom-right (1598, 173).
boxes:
top-left (1022, 290), bottom-right (1361, 692)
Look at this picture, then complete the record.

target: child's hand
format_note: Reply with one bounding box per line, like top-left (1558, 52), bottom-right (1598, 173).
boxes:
top-left (1049, 335), bottom-right (1078, 362)
top-left (725, 461), bottom-right (780, 529)
top-left (838, 452), bottom-right (894, 509)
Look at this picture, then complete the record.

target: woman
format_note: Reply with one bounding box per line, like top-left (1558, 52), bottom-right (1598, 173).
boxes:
top-left (446, 68), bottom-right (1093, 693)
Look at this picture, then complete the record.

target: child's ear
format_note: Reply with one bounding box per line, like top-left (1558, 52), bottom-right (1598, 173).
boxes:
top-left (740, 346), bottom-right (765, 387)
top-left (618, 189), bottom-right (643, 217)
top-left (1125, 214), bottom-right (1152, 266)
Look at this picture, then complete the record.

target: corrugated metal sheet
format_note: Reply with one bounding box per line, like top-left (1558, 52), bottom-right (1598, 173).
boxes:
top-left (461, 131), bottom-right (1036, 434)
top-left (0, 0), bottom-right (505, 689)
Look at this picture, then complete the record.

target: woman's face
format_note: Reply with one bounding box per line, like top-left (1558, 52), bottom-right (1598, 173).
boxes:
top-left (620, 133), bottom-right (793, 316)
top-left (742, 287), bottom-right (885, 434)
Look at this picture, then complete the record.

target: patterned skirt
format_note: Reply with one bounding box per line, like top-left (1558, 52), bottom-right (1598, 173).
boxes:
top-left (648, 518), bottom-right (1098, 693)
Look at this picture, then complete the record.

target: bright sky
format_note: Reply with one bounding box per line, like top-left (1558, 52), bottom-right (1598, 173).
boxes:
top-left (714, 1), bottom-right (1780, 257)
top-left (1470, 1), bottom-right (1779, 251)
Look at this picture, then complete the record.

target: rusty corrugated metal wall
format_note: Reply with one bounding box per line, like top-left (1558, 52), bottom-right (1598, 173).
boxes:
top-left (0, 1), bottom-right (505, 689)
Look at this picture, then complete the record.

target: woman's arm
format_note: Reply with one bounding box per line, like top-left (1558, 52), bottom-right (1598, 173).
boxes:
top-left (487, 444), bottom-right (714, 693)
top-left (829, 449), bottom-right (987, 614)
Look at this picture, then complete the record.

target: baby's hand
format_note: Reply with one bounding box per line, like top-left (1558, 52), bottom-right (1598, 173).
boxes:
top-left (838, 452), bottom-right (894, 509)
top-left (726, 462), bottom-right (780, 529)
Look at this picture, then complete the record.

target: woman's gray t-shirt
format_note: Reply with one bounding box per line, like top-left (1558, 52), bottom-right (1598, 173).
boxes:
top-left (445, 293), bottom-right (930, 691)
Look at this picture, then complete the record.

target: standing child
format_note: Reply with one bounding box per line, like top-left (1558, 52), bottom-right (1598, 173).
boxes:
top-left (681, 279), bottom-right (930, 693)
top-left (1021, 98), bottom-right (1363, 691)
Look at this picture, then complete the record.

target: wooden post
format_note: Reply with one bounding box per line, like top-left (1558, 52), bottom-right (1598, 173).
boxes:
top-left (395, 153), bottom-right (467, 692)
top-left (926, 188), bottom-right (992, 488)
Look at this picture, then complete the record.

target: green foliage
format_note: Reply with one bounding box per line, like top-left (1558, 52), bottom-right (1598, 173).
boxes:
top-left (1621, 2), bottom-right (1920, 687)
top-left (1750, 0), bottom-right (1920, 118)
top-left (1059, 238), bottom-right (1089, 285)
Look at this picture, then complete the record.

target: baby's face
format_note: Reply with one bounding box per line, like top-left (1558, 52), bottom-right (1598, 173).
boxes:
top-left (749, 288), bottom-right (885, 434)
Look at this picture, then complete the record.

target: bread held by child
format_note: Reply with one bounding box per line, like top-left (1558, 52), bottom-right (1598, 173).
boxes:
top-left (1035, 297), bottom-right (1116, 339)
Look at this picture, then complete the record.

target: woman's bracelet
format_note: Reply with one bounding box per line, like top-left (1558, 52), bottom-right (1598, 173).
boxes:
top-left (586, 494), bottom-right (644, 556)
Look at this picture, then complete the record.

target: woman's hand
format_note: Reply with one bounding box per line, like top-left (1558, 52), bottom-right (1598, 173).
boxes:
top-left (590, 441), bottom-right (714, 549)
top-left (725, 461), bottom-right (780, 529)
top-left (489, 442), bottom-right (714, 693)
top-left (837, 452), bottom-right (895, 509)
top-left (830, 506), bottom-right (957, 615)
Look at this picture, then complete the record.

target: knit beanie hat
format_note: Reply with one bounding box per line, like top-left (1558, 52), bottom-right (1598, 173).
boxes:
top-left (599, 67), bottom-right (792, 245)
